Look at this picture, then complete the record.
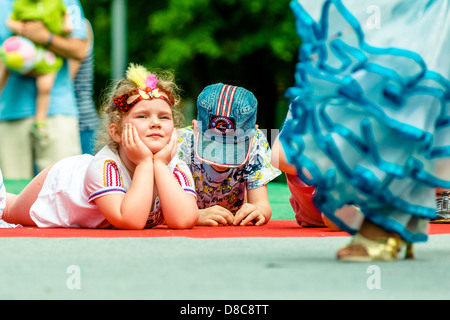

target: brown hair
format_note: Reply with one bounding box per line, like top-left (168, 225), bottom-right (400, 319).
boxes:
top-left (94, 63), bottom-right (184, 153)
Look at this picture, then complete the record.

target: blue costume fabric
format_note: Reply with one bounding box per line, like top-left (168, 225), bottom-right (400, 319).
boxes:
top-left (281, 0), bottom-right (450, 243)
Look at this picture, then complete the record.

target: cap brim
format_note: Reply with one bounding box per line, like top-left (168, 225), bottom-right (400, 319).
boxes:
top-left (195, 131), bottom-right (253, 167)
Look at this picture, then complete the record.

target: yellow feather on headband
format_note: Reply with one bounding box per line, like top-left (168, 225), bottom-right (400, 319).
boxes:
top-left (126, 63), bottom-right (149, 89)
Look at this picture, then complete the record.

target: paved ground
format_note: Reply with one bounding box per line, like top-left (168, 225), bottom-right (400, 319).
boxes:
top-left (2, 180), bottom-right (448, 301)
top-left (1, 234), bottom-right (449, 300)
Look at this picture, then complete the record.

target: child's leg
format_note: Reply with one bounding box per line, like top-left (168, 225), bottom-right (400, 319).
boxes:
top-left (0, 61), bottom-right (10, 92)
top-left (2, 165), bottom-right (52, 226)
top-left (35, 73), bottom-right (57, 126)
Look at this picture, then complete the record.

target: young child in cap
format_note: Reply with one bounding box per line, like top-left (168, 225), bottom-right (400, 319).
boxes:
top-left (177, 83), bottom-right (281, 226)
top-left (0, 63), bottom-right (198, 230)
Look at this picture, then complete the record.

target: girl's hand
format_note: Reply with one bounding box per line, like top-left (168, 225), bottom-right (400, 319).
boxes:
top-left (153, 130), bottom-right (177, 165)
top-left (122, 123), bottom-right (153, 165)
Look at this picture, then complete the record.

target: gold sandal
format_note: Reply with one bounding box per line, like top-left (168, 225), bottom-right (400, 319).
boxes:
top-left (338, 233), bottom-right (414, 262)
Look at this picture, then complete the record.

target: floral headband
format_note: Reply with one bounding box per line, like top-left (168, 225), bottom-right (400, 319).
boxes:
top-left (113, 74), bottom-right (175, 112)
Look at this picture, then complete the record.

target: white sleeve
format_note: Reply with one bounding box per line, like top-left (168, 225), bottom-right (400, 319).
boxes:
top-left (172, 160), bottom-right (197, 198)
top-left (84, 158), bottom-right (127, 203)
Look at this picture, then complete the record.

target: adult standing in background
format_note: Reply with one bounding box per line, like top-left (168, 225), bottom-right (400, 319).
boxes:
top-left (70, 18), bottom-right (99, 155)
top-left (0, 0), bottom-right (88, 179)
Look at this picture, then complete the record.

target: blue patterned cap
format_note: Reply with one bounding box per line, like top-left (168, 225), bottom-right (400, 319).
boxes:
top-left (195, 83), bottom-right (257, 167)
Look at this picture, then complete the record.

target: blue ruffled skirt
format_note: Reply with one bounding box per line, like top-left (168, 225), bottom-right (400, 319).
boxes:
top-left (281, 0), bottom-right (450, 243)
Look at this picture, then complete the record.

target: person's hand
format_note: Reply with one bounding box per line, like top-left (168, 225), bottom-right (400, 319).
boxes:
top-left (198, 206), bottom-right (234, 226)
top-left (122, 123), bottom-right (153, 165)
top-left (6, 19), bottom-right (25, 35)
top-left (153, 130), bottom-right (177, 165)
top-left (233, 203), bottom-right (267, 226)
top-left (21, 20), bottom-right (51, 45)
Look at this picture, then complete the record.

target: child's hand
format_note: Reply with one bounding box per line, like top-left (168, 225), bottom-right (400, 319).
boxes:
top-left (6, 19), bottom-right (25, 35)
top-left (122, 123), bottom-right (153, 165)
top-left (233, 203), bottom-right (267, 226)
top-left (153, 130), bottom-right (177, 165)
top-left (198, 206), bottom-right (234, 226)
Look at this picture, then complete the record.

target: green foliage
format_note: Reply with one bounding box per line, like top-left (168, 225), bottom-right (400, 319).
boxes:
top-left (149, 0), bottom-right (298, 65)
top-left (80, 0), bottom-right (300, 130)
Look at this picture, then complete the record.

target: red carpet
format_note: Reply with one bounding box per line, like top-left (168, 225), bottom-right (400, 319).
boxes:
top-left (0, 220), bottom-right (449, 238)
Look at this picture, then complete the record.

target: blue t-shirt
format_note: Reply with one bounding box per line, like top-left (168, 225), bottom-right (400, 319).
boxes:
top-left (0, 0), bottom-right (87, 121)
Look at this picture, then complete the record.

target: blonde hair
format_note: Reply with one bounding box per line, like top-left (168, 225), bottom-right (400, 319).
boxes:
top-left (94, 63), bottom-right (184, 153)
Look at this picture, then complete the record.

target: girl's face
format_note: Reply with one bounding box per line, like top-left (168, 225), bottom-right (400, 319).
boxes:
top-left (121, 98), bottom-right (174, 154)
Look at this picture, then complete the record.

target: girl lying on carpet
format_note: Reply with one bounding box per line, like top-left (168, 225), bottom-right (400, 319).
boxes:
top-left (0, 63), bottom-right (198, 229)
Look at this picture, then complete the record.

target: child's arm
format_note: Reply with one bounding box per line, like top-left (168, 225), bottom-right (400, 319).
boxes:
top-left (94, 124), bottom-right (155, 229)
top-left (271, 135), bottom-right (298, 175)
top-left (0, 61), bottom-right (10, 93)
top-left (153, 131), bottom-right (198, 229)
top-left (63, 13), bottom-right (73, 34)
top-left (233, 185), bottom-right (272, 226)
